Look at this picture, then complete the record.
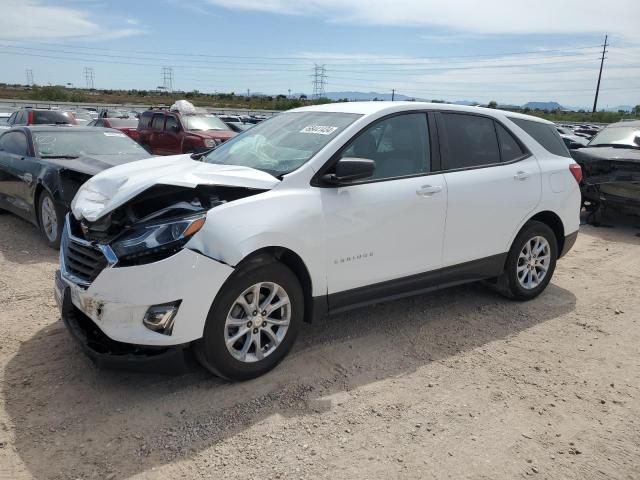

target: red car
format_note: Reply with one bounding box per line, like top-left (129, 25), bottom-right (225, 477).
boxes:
top-left (88, 117), bottom-right (141, 142)
top-left (6, 109), bottom-right (78, 126)
top-left (137, 110), bottom-right (236, 155)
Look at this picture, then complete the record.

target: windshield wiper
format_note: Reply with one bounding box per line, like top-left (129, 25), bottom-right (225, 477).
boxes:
top-left (40, 155), bottom-right (79, 159)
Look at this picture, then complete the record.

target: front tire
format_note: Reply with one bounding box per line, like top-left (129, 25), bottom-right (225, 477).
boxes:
top-left (502, 221), bottom-right (557, 301)
top-left (194, 258), bottom-right (303, 380)
top-left (37, 191), bottom-right (64, 249)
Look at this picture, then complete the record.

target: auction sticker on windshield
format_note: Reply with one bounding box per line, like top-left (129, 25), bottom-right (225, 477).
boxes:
top-left (300, 125), bottom-right (338, 135)
top-left (103, 132), bottom-right (126, 137)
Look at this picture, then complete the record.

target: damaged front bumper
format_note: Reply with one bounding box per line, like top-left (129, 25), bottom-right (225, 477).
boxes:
top-left (56, 229), bottom-right (234, 369)
top-left (56, 271), bottom-right (194, 372)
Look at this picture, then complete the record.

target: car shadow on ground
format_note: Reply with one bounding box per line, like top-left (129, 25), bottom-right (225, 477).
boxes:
top-left (579, 209), bottom-right (640, 246)
top-left (3, 279), bottom-right (576, 479)
top-left (0, 213), bottom-right (57, 265)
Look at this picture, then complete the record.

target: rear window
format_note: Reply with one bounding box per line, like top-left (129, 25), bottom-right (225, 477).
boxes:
top-left (139, 112), bottom-right (153, 128)
top-left (32, 111), bottom-right (74, 125)
top-left (151, 114), bottom-right (165, 130)
top-left (509, 117), bottom-right (570, 158)
top-left (441, 113), bottom-right (500, 169)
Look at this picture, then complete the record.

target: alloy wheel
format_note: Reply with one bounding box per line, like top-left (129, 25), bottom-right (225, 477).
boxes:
top-left (224, 282), bottom-right (291, 363)
top-left (516, 235), bottom-right (551, 290)
top-left (40, 196), bottom-right (58, 243)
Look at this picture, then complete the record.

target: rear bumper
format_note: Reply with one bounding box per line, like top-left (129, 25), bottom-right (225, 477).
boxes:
top-left (57, 270), bottom-right (194, 373)
top-left (559, 231), bottom-right (578, 258)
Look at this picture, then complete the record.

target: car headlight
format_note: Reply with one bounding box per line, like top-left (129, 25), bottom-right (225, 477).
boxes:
top-left (205, 138), bottom-right (217, 147)
top-left (111, 215), bottom-right (206, 266)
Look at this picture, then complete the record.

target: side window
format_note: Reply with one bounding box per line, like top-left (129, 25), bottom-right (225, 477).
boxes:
top-left (151, 114), bottom-right (165, 130)
top-left (0, 132), bottom-right (29, 156)
top-left (508, 117), bottom-right (570, 158)
top-left (165, 115), bottom-right (178, 132)
top-left (139, 112), bottom-right (152, 128)
top-left (7, 112), bottom-right (17, 125)
top-left (15, 111), bottom-right (27, 125)
top-left (495, 123), bottom-right (525, 162)
top-left (441, 113), bottom-right (500, 169)
top-left (340, 113), bottom-right (430, 181)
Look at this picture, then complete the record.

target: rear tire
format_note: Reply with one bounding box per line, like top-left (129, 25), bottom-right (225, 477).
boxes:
top-left (501, 221), bottom-right (557, 301)
top-left (194, 258), bottom-right (303, 381)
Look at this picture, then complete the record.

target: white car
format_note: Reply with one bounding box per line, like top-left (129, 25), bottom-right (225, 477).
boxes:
top-left (55, 102), bottom-right (582, 380)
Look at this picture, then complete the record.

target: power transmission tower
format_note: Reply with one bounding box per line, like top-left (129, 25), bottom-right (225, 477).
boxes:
top-left (162, 66), bottom-right (173, 93)
top-left (83, 67), bottom-right (94, 89)
top-left (311, 64), bottom-right (327, 99)
top-left (592, 35), bottom-right (609, 113)
top-left (25, 69), bottom-right (33, 86)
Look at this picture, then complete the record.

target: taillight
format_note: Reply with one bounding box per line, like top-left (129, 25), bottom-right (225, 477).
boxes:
top-left (27, 111), bottom-right (34, 125)
top-left (569, 163), bottom-right (582, 183)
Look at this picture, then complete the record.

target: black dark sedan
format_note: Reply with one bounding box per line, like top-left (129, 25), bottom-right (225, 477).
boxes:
top-left (571, 120), bottom-right (640, 219)
top-left (0, 126), bottom-right (152, 248)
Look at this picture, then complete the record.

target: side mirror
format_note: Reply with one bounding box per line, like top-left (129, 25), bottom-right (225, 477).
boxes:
top-left (321, 157), bottom-right (375, 185)
top-left (170, 124), bottom-right (180, 133)
top-left (634, 136), bottom-right (640, 147)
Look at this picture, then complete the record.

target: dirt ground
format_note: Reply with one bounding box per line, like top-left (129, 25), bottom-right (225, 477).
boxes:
top-left (0, 211), bottom-right (639, 480)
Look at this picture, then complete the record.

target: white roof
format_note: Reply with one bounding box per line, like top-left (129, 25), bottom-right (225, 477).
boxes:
top-left (291, 101), bottom-right (554, 125)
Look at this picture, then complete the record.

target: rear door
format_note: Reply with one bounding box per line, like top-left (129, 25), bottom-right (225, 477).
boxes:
top-left (149, 113), bottom-right (166, 154)
top-left (437, 112), bottom-right (541, 272)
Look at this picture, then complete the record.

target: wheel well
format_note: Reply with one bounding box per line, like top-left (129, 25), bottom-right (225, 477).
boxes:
top-left (33, 183), bottom-right (45, 226)
top-left (528, 211), bottom-right (565, 253)
top-left (238, 247), bottom-right (315, 323)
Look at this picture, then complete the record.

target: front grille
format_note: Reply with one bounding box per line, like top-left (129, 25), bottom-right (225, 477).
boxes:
top-left (63, 239), bottom-right (108, 285)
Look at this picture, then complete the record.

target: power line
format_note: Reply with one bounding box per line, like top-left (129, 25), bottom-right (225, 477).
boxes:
top-left (0, 40), bottom-right (605, 61)
top-left (311, 64), bottom-right (327, 99)
top-left (592, 35), bottom-right (609, 113)
top-left (83, 67), bottom-right (94, 89)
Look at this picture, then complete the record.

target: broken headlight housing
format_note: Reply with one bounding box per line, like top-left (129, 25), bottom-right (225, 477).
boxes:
top-left (111, 215), bottom-right (206, 266)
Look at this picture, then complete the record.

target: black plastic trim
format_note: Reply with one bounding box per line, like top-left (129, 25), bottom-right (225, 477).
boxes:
top-left (559, 231), bottom-right (578, 258)
top-left (324, 253), bottom-right (507, 315)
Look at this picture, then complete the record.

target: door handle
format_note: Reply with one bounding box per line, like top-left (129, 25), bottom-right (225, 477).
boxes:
top-left (416, 185), bottom-right (442, 197)
top-left (514, 171), bottom-right (530, 181)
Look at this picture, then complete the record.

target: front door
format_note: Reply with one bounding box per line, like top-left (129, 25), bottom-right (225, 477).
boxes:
top-left (321, 112), bottom-right (447, 308)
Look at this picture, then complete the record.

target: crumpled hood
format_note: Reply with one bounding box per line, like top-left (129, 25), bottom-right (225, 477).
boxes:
top-left (71, 154), bottom-right (280, 222)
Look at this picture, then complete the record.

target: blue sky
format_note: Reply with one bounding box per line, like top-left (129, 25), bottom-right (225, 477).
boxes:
top-left (0, 0), bottom-right (638, 108)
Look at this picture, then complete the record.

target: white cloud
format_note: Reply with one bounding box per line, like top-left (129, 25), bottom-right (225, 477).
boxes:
top-left (0, 0), bottom-right (143, 41)
top-left (205, 0), bottom-right (640, 41)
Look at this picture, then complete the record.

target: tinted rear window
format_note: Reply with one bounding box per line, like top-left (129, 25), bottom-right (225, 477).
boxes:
top-left (509, 117), bottom-right (570, 158)
top-left (151, 114), bottom-right (165, 130)
top-left (441, 113), bottom-right (500, 169)
top-left (496, 123), bottom-right (525, 161)
top-left (139, 112), bottom-right (153, 128)
top-left (32, 111), bottom-right (73, 125)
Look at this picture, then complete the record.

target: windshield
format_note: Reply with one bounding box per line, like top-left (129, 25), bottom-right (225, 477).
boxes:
top-left (0, 116), bottom-right (9, 126)
top-left (33, 130), bottom-right (148, 157)
top-left (182, 114), bottom-right (230, 131)
top-left (588, 126), bottom-right (640, 148)
top-left (203, 111), bottom-right (361, 175)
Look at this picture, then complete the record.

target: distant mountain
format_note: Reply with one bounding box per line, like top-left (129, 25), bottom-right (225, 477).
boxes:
top-left (322, 91), bottom-right (421, 101)
top-left (523, 101), bottom-right (563, 110)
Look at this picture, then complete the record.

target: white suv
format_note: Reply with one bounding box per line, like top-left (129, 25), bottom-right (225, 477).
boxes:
top-left (55, 102), bottom-right (582, 380)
